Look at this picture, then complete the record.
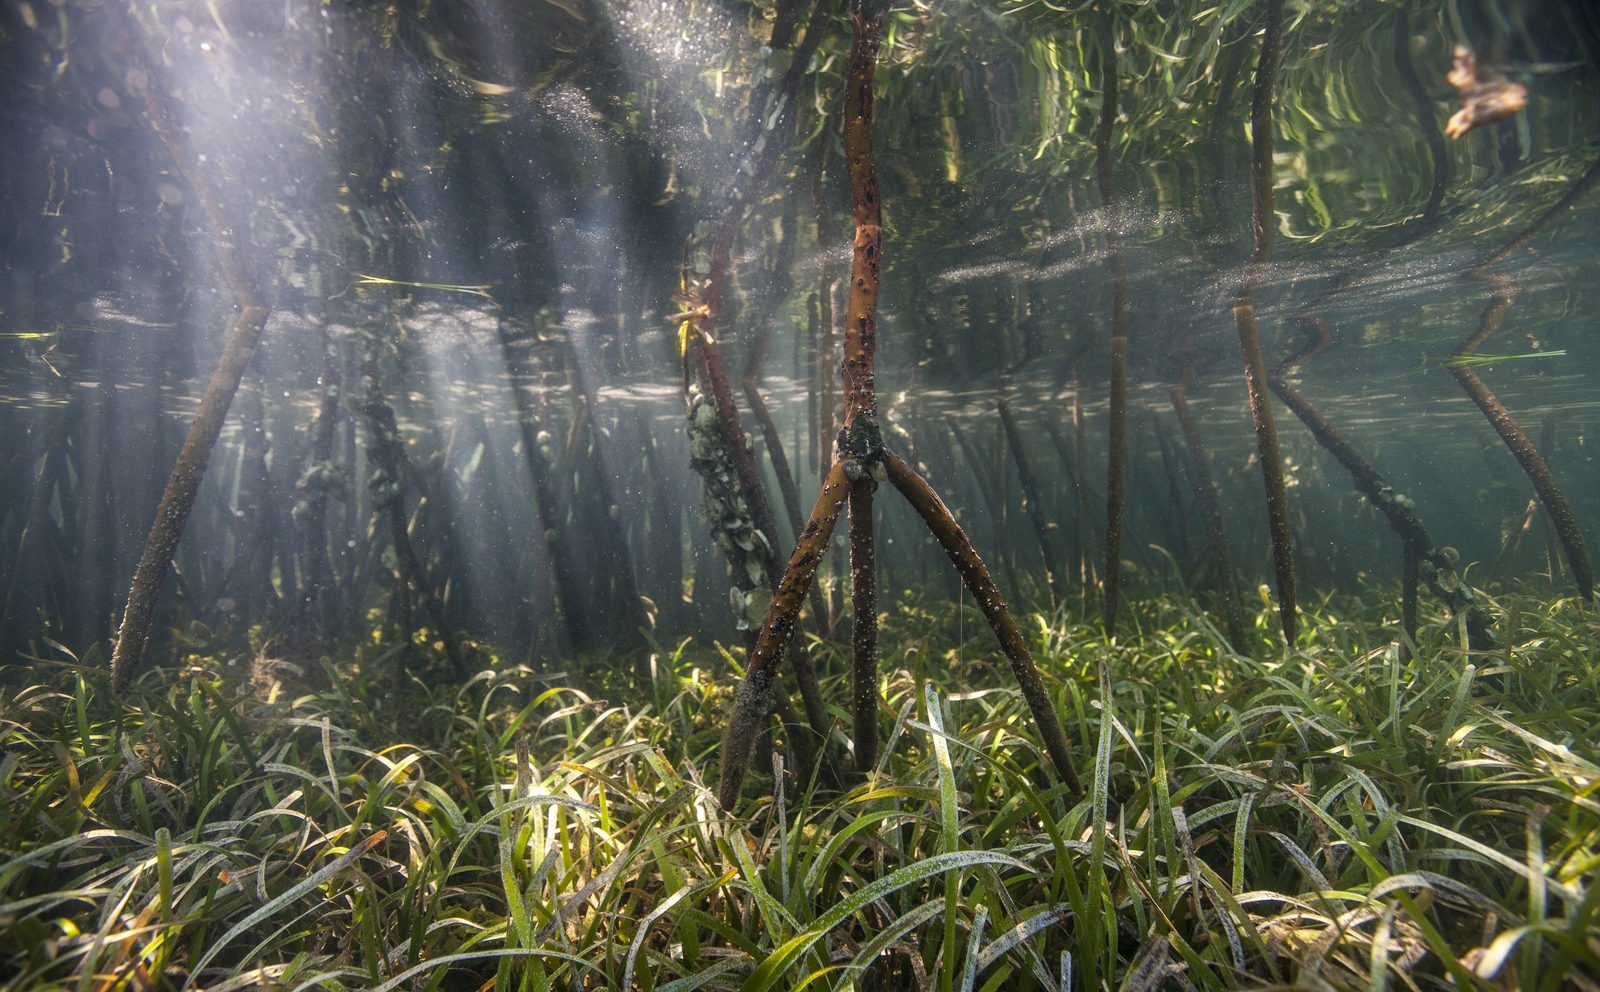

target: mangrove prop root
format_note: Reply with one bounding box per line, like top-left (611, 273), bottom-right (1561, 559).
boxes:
top-left (1152, 414), bottom-right (1191, 560)
top-left (678, 7), bottom-right (825, 662)
top-left (678, 4), bottom-right (823, 692)
top-left (1234, 0), bottom-right (1297, 645)
top-left (770, 682), bottom-right (813, 780)
top-left (360, 341), bottom-right (468, 677)
top-left (391, 554), bottom-right (416, 670)
top-left (1236, 301), bottom-right (1297, 643)
top-left (840, 0), bottom-right (883, 777)
top-left (1446, 153), bottom-right (1600, 601)
top-left (1402, 546), bottom-right (1420, 650)
top-left (1267, 368), bottom-right (1494, 648)
top-left (740, 210), bottom-right (836, 646)
top-left (683, 0), bottom-right (829, 624)
top-left (1392, 9), bottom-right (1450, 230)
top-left (692, 339), bottom-right (784, 568)
top-left (1247, 0), bottom-right (1285, 260)
top-left (746, 384), bottom-right (805, 544)
top-left (229, 375), bottom-right (273, 613)
top-left (1095, 11), bottom-right (1132, 635)
top-left (563, 356), bottom-right (653, 679)
top-left (719, 461), bottom-right (852, 810)
top-left (948, 419), bottom-right (1006, 527)
top-left (295, 332), bottom-right (345, 642)
top-left (848, 480), bottom-right (879, 772)
top-left (1471, 155), bottom-right (1600, 275)
top-left (1072, 387), bottom-right (1094, 590)
top-left (841, 3), bottom-right (881, 426)
top-left (111, 41), bottom-right (272, 691)
top-left (1158, 416), bottom-right (1196, 563)
top-left (1449, 282), bottom-right (1595, 601)
top-left (786, 637), bottom-right (831, 740)
top-left (1261, 30), bottom-right (1506, 644)
top-left (742, 205), bottom-right (805, 537)
top-left (807, 292), bottom-right (820, 477)
top-left (721, 0), bottom-right (1079, 806)
top-left (1, 414), bottom-right (73, 646)
top-left (1169, 371), bottom-right (1248, 652)
top-left (693, 388), bottom-right (830, 733)
top-left (813, 148), bottom-right (839, 480)
top-left (885, 454), bottom-right (1083, 795)
top-left (701, 0), bottom-right (831, 306)
top-left (998, 398), bottom-right (1062, 606)
top-left (1043, 389), bottom-right (1096, 590)
top-left (504, 345), bottom-right (592, 653)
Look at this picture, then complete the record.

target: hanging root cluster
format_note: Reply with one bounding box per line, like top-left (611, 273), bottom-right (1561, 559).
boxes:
top-left (836, 413), bottom-right (888, 487)
top-left (1361, 482), bottom-right (1493, 645)
top-left (292, 460), bottom-right (350, 524)
top-left (686, 382), bottom-right (775, 629)
top-left (1416, 546), bottom-right (1478, 609)
top-left (359, 372), bottom-right (406, 512)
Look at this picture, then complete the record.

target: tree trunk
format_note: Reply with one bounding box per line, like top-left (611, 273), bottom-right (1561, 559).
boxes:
top-left (111, 38), bottom-right (274, 690)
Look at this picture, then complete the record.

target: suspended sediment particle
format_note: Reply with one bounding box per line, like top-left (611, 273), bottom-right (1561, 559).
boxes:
top-left (1445, 45), bottom-right (1527, 139)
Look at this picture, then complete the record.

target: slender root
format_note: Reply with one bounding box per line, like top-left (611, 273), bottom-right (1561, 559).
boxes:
top-left (885, 452), bottom-right (1082, 796)
top-left (849, 479), bottom-right (878, 773)
top-left (718, 461), bottom-right (852, 809)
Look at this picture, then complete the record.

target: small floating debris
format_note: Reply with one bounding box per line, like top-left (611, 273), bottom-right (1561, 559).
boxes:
top-left (1444, 349), bottom-right (1565, 368)
top-left (352, 273), bottom-right (496, 300)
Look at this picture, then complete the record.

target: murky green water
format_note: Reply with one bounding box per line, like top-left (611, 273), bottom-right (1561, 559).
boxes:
top-left (1, 0), bottom-right (1597, 665)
